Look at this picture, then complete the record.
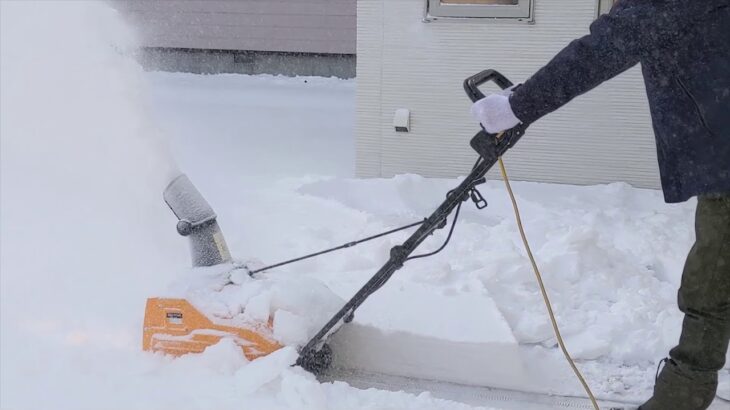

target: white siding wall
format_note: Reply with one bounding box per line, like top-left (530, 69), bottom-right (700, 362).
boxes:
top-left (356, 0), bottom-right (661, 189)
top-left (113, 0), bottom-right (356, 54)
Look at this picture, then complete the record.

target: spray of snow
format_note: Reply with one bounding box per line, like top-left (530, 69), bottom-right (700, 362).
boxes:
top-left (0, 2), bottom-right (186, 407)
top-left (0, 3), bottom-right (500, 409)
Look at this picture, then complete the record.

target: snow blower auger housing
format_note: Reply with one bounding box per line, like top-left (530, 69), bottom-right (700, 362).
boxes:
top-left (143, 69), bottom-right (526, 374)
top-left (142, 174), bottom-right (284, 361)
top-left (142, 298), bottom-right (283, 360)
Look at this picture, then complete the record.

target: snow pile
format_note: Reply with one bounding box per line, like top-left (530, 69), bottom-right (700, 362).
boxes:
top-left (298, 175), bottom-right (694, 366)
top-left (167, 263), bottom-right (344, 346)
top-left (297, 175), bottom-right (705, 398)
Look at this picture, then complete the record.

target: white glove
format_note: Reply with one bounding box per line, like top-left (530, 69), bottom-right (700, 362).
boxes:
top-left (470, 93), bottom-right (521, 134)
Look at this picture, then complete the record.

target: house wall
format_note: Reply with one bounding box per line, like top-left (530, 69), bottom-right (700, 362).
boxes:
top-left (356, 0), bottom-right (661, 189)
top-left (112, 0), bottom-right (356, 55)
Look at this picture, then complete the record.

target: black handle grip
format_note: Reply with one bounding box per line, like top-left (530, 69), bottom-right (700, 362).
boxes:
top-left (463, 69), bottom-right (514, 103)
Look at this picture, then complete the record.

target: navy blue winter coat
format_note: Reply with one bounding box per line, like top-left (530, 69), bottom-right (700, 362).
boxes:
top-left (509, 0), bottom-right (730, 203)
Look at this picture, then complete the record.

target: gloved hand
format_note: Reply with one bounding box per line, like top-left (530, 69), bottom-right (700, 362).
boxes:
top-left (470, 92), bottom-right (521, 134)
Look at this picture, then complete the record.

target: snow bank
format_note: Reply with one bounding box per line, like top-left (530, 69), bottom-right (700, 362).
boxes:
top-left (165, 262), bottom-right (344, 346)
top-left (299, 175), bottom-right (695, 366)
top-left (296, 175), bottom-right (712, 398)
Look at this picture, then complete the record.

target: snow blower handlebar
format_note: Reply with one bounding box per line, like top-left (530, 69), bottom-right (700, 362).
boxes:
top-left (296, 70), bottom-right (526, 372)
top-left (464, 69), bottom-right (514, 102)
top-left (465, 69), bottom-right (525, 159)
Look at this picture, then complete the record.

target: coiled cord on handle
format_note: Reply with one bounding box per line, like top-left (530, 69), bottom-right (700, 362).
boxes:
top-left (497, 155), bottom-right (601, 410)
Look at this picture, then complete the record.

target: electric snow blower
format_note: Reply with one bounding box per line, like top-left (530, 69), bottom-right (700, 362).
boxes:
top-left (143, 69), bottom-right (526, 373)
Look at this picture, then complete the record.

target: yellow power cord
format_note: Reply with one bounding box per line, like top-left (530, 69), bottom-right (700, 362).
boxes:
top-left (496, 152), bottom-right (601, 410)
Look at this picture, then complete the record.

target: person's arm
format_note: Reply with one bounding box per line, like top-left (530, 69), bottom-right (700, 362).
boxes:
top-left (509, 0), bottom-right (653, 125)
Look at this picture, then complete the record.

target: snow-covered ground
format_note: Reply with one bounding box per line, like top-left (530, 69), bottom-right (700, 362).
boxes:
top-left (1, 2), bottom-right (728, 410)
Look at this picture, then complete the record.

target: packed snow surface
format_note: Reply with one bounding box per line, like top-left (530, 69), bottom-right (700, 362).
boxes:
top-left (2, 1), bottom-right (728, 410)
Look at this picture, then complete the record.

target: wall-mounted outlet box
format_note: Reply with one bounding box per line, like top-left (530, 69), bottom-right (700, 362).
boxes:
top-left (393, 108), bottom-right (410, 132)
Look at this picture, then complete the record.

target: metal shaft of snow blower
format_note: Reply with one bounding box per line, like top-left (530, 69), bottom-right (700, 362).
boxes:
top-left (297, 126), bottom-right (526, 369)
top-left (296, 69), bottom-right (525, 370)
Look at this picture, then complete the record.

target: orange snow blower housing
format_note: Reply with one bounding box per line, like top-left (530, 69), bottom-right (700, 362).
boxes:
top-left (143, 174), bottom-right (283, 360)
top-left (142, 298), bottom-right (282, 360)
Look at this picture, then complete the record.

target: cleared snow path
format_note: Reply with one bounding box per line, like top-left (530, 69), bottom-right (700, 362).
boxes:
top-left (320, 369), bottom-right (636, 410)
top-left (327, 284), bottom-right (527, 390)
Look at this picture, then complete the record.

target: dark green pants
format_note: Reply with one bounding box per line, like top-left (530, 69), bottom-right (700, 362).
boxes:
top-left (641, 195), bottom-right (730, 410)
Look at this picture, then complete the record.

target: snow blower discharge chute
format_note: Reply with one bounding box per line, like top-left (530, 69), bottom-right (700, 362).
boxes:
top-left (143, 70), bottom-right (527, 373)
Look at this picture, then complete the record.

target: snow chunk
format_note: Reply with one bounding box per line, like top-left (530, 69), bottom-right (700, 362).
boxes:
top-left (245, 292), bottom-right (272, 322)
top-left (172, 265), bottom-right (344, 347)
top-left (170, 338), bottom-right (249, 376)
top-left (273, 310), bottom-right (309, 346)
top-left (277, 369), bottom-right (327, 410)
top-left (235, 346), bottom-right (298, 395)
